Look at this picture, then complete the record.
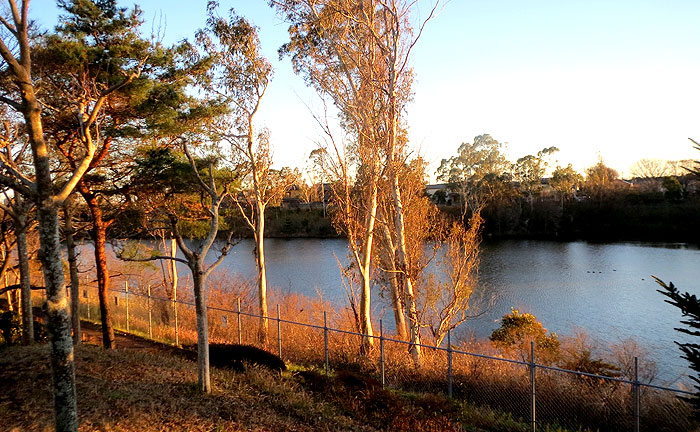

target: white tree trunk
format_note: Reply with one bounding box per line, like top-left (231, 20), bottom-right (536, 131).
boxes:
top-left (256, 201), bottom-right (268, 346)
top-left (192, 264), bottom-right (211, 393)
top-left (359, 181), bottom-right (378, 350)
top-left (169, 238), bottom-right (178, 297)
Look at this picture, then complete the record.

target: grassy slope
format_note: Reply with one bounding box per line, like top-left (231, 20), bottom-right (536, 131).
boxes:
top-left (0, 342), bottom-right (588, 432)
top-left (0, 344), bottom-right (374, 432)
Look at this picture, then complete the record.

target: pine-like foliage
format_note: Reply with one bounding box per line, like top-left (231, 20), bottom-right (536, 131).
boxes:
top-left (655, 276), bottom-right (700, 417)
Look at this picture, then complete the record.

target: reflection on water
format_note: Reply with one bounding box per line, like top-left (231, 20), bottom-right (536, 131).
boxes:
top-left (99, 238), bottom-right (700, 383)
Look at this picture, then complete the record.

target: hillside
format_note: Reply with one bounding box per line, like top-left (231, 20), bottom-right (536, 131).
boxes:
top-left (1, 328), bottom-right (518, 432)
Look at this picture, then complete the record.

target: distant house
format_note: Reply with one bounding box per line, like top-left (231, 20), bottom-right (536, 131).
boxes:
top-left (425, 183), bottom-right (460, 205)
top-left (280, 182), bottom-right (332, 210)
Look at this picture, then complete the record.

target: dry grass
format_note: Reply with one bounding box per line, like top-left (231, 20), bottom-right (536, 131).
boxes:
top-left (52, 275), bottom-right (700, 432)
top-left (0, 344), bottom-right (375, 432)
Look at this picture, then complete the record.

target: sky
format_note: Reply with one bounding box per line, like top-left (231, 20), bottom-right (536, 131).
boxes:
top-left (31, 0), bottom-right (700, 179)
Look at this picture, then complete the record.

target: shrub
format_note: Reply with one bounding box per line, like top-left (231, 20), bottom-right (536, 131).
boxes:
top-left (0, 311), bottom-right (47, 345)
top-left (0, 311), bottom-right (21, 345)
top-left (490, 308), bottom-right (560, 362)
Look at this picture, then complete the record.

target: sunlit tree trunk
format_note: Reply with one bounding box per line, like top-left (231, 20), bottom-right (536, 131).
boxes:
top-left (27, 95), bottom-right (78, 431)
top-left (79, 186), bottom-right (115, 349)
top-left (358, 181), bottom-right (377, 351)
top-left (169, 238), bottom-right (178, 297)
top-left (387, 63), bottom-right (422, 365)
top-left (255, 200), bottom-right (268, 345)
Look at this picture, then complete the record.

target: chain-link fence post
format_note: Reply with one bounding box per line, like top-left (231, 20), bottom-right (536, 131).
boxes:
top-left (634, 356), bottom-right (640, 432)
top-left (125, 281), bottom-right (130, 333)
top-left (380, 320), bottom-right (385, 389)
top-left (277, 304), bottom-right (282, 358)
top-left (324, 311), bottom-right (329, 376)
top-left (147, 284), bottom-right (152, 339)
top-left (530, 341), bottom-right (536, 432)
top-left (237, 298), bottom-right (242, 344)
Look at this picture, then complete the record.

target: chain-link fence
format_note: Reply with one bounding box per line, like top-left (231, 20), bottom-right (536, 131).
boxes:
top-left (72, 284), bottom-right (697, 432)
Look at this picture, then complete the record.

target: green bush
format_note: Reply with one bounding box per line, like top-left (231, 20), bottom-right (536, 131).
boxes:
top-left (490, 308), bottom-right (560, 362)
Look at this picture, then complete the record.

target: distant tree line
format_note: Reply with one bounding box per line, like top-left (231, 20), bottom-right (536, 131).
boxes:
top-left (436, 134), bottom-right (700, 242)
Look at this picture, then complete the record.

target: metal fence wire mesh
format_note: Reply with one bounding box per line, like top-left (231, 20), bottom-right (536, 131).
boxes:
top-left (57, 285), bottom-right (699, 432)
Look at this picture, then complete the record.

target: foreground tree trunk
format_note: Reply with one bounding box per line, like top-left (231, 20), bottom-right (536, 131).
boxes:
top-left (63, 199), bottom-right (81, 344)
top-left (191, 265), bottom-right (210, 392)
top-left (255, 201), bottom-right (268, 346)
top-left (358, 181), bottom-right (378, 351)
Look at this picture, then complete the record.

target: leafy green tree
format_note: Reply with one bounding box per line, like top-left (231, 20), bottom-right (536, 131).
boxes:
top-left (513, 146), bottom-right (559, 197)
top-left (550, 164), bottom-right (584, 199)
top-left (437, 134), bottom-right (513, 210)
top-left (663, 176), bottom-right (684, 201)
top-left (654, 277), bottom-right (700, 418)
top-left (34, 0), bottom-right (154, 349)
top-left (584, 158), bottom-right (620, 200)
top-left (490, 308), bottom-right (560, 362)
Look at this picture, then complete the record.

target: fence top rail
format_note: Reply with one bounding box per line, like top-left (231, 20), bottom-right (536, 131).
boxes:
top-left (104, 286), bottom-right (694, 395)
top-left (536, 363), bottom-right (636, 385)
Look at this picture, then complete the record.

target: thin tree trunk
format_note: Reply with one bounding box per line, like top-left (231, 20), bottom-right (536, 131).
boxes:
top-left (192, 263), bottom-right (210, 393)
top-left (80, 188), bottom-right (115, 349)
top-left (17, 227), bottom-right (34, 345)
top-left (169, 238), bottom-right (178, 297)
top-left (256, 202), bottom-right (268, 346)
top-left (63, 201), bottom-right (81, 344)
top-left (381, 222), bottom-right (407, 340)
top-left (359, 181), bottom-right (377, 351)
top-left (388, 54), bottom-right (421, 365)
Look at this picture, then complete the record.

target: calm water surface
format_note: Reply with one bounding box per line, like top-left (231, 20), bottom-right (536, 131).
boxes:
top-left (105, 238), bottom-right (700, 383)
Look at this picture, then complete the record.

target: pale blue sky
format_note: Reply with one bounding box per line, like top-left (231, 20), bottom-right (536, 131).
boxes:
top-left (32, 0), bottom-right (700, 178)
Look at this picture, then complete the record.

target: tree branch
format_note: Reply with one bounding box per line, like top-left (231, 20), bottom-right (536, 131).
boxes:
top-left (0, 284), bottom-right (45, 296)
top-left (0, 94), bottom-right (21, 111)
top-left (0, 171), bottom-right (34, 197)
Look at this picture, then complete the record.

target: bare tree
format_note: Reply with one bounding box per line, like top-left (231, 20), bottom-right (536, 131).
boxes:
top-left (630, 158), bottom-right (672, 179)
top-left (274, 0), bottom-right (398, 351)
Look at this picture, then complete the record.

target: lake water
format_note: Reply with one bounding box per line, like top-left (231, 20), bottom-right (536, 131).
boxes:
top-left (102, 238), bottom-right (700, 384)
